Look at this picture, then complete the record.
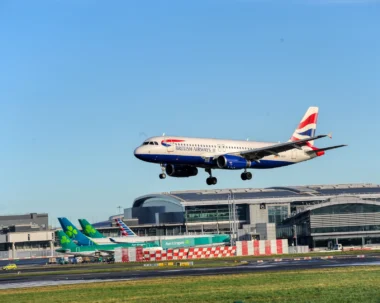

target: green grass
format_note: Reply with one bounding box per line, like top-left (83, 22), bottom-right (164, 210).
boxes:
top-left (1, 266), bottom-right (380, 303)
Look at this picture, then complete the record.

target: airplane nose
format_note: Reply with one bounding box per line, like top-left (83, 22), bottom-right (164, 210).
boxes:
top-left (134, 147), bottom-right (143, 159)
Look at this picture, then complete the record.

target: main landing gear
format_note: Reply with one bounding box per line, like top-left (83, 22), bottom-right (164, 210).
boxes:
top-left (159, 164), bottom-right (166, 179)
top-left (241, 170), bottom-right (253, 181)
top-left (205, 168), bottom-right (217, 185)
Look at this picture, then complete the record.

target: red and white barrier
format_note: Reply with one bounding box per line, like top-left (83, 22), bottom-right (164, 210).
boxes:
top-left (139, 246), bottom-right (235, 262)
top-left (116, 241), bottom-right (287, 262)
top-left (115, 247), bottom-right (144, 262)
top-left (236, 239), bottom-right (288, 257)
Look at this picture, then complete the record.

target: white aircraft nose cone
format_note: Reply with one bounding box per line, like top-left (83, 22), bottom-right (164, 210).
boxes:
top-left (134, 147), bottom-right (143, 159)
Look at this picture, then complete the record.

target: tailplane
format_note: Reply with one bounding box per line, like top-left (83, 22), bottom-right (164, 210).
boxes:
top-left (78, 219), bottom-right (105, 239)
top-left (115, 218), bottom-right (137, 236)
top-left (290, 106), bottom-right (319, 145)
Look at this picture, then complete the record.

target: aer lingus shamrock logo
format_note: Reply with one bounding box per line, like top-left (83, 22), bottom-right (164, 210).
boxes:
top-left (61, 235), bottom-right (70, 244)
top-left (85, 224), bottom-right (96, 236)
top-left (66, 226), bottom-right (78, 237)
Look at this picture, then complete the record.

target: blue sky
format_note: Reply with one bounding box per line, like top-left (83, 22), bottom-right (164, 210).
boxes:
top-left (0, 0), bottom-right (379, 227)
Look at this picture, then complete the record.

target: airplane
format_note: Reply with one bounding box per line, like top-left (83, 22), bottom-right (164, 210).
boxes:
top-left (79, 218), bottom-right (229, 250)
top-left (58, 217), bottom-right (158, 247)
top-left (134, 107), bottom-right (346, 185)
top-left (77, 217), bottom-right (202, 245)
top-left (55, 231), bottom-right (156, 258)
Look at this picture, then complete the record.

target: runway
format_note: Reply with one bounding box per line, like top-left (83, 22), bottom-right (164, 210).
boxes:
top-left (1, 256), bottom-right (380, 290)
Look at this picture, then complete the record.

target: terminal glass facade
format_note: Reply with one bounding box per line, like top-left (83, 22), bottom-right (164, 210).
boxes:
top-left (268, 206), bottom-right (288, 224)
top-left (185, 205), bottom-right (248, 223)
top-left (311, 203), bottom-right (380, 215)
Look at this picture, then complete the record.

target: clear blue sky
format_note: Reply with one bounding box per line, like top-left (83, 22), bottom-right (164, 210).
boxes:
top-left (1, 0), bottom-right (379, 227)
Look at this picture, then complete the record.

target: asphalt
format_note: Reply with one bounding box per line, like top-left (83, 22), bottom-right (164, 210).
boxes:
top-left (0, 256), bottom-right (380, 289)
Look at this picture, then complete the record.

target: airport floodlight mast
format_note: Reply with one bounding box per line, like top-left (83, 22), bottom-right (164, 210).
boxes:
top-left (228, 190), bottom-right (238, 246)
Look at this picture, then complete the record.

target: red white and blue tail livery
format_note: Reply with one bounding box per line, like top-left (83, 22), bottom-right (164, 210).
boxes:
top-left (134, 107), bottom-right (346, 185)
top-left (115, 218), bottom-right (136, 237)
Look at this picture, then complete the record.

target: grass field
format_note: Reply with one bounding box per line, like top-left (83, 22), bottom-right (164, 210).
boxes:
top-left (1, 267), bottom-right (380, 303)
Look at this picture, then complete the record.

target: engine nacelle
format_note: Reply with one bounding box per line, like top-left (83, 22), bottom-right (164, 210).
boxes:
top-left (165, 165), bottom-right (198, 177)
top-left (217, 155), bottom-right (251, 169)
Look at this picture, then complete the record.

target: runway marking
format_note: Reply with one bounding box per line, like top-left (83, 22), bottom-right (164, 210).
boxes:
top-left (0, 278), bottom-right (135, 290)
top-left (324, 261), bottom-right (380, 267)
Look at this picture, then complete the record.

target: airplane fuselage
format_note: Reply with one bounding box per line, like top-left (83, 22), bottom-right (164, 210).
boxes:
top-left (134, 136), bottom-right (316, 169)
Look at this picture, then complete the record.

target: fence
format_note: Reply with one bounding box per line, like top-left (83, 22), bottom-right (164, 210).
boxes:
top-left (115, 246), bottom-right (236, 262)
top-left (236, 240), bottom-right (288, 256)
top-left (0, 249), bottom-right (58, 260)
top-left (288, 246), bottom-right (309, 254)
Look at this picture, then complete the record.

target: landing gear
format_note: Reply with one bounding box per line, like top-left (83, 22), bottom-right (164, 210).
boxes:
top-left (206, 177), bottom-right (217, 185)
top-left (205, 168), bottom-right (217, 185)
top-left (241, 171), bottom-right (252, 181)
top-left (159, 164), bottom-right (166, 179)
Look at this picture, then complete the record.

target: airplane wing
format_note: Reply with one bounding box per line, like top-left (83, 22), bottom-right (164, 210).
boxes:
top-left (238, 134), bottom-right (328, 161)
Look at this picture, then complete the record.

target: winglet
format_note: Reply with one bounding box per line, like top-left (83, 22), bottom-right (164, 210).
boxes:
top-left (328, 132), bottom-right (333, 139)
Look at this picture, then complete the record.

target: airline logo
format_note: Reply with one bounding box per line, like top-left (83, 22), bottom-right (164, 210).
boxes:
top-left (161, 139), bottom-right (185, 147)
top-left (291, 108), bottom-right (318, 142)
top-left (115, 218), bottom-right (135, 236)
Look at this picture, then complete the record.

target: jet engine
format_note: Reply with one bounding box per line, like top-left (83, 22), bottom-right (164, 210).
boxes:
top-left (165, 165), bottom-right (198, 177)
top-left (217, 155), bottom-right (251, 169)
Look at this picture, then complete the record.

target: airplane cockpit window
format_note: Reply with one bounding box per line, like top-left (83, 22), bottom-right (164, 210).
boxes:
top-left (142, 141), bottom-right (159, 146)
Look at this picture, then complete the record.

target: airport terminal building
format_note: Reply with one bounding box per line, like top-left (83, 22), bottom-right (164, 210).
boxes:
top-left (108, 183), bottom-right (380, 249)
top-left (0, 213), bottom-right (56, 259)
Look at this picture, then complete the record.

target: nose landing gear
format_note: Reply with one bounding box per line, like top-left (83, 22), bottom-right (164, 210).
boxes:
top-left (159, 164), bottom-right (166, 179)
top-left (205, 168), bottom-right (217, 185)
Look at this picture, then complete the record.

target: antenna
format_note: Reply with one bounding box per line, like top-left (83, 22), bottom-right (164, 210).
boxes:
top-left (162, 132), bottom-right (165, 137)
top-left (117, 206), bottom-right (123, 215)
top-left (246, 138), bottom-right (249, 141)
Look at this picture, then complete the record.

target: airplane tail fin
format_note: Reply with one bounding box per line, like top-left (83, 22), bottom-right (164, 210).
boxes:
top-left (58, 217), bottom-right (95, 246)
top-left (78, 219), bottom-right (105, 239)
top-left (57, 230), bottom-right (78, 250)
top-left (290, 106), bottom-right (319, 146)
top-left (115, 218), bottom-right (136, 236)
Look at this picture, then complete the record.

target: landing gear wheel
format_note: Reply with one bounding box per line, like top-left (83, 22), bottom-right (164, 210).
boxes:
top-left (205, 168), bottom-right (217, 185)
top-left (206, 177), bottom-right (217, 185)
top-left (159, 173), bottom-right (166, 179)
top-left (241, 172), bottom-right (252, 181)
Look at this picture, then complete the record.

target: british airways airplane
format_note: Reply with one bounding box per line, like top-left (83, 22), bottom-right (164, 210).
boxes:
top-left (134, 107), bottom-right (346, 185)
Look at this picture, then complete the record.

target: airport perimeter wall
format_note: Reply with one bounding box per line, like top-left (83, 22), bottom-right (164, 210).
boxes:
top-left (235, 239), bottom-right (289, 256)
top-left (114, 240), bottom-right (289, 262)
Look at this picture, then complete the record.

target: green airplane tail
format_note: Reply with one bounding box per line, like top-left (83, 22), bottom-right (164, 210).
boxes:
top-left (57, 230), bottom-right (78, 251)
top-left (78, 219), bottom-right (105, 238)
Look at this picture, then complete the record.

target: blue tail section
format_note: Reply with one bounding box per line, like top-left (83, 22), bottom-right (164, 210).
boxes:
top-left (58, 217), bottom-right (95, 246)
top-left (115, 218), bottom-right (136, 236)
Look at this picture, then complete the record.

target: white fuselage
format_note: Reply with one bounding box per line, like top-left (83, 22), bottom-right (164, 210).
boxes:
top-left (134, 136), bottom-right (315, 170)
